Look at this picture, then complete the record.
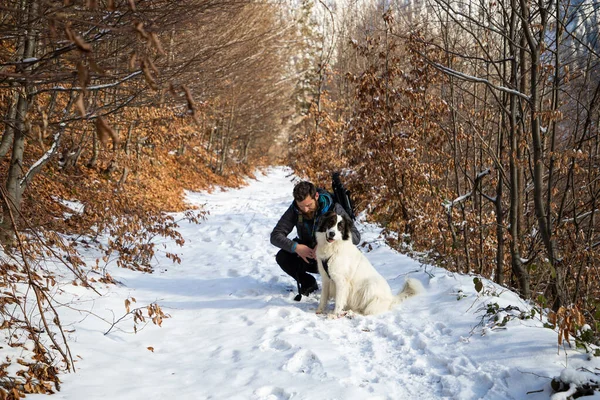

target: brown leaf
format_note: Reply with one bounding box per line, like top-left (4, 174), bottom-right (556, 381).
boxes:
top-left (75, 93), bottom-right (86, 117)
top-left (135, 22), bottom-right (148, 39)
top-left (66, 25), bottom-right (92, 52)
top-left (168, 82), bottom-right (177, 98)
top-left (48, 17), bottom-right (58, 39)
top-left (95, 117), bottom-right (111, 147)
top-left (77, 61), bottom-right (89, 88)
top-left (64, 24), bottom-right (75, 41)
top-left (73, 35), bottom-right (92, 52)
top-left (150, 32), bottom-right (165, 56)
top-left (182, 85), bottom-right (195, 112)
top-left (41, 110), bottom-right (48, 134)
top-left (34, 125), bottom-right (43, 149)
top-left (141, 60), bottom-right (158, 90)
top-left (146, 57), bottom-right (159, 75)
top-left (558, 330), bottom-right (563, 345)
top-left (128, 52), bottom-right (137, 71)
top-left (147, 346), bottom-right (154, 352)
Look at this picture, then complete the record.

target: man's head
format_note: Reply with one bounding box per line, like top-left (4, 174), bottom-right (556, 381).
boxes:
top-left (293, 181), bottom-right (319, 219)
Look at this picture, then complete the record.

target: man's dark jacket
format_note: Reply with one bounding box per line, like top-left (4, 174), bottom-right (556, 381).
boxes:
top-left (270, 189), bottom-right (361, 254)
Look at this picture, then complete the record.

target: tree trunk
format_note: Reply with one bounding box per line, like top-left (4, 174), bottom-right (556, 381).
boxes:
top-left (0, 90), bottom-right (18, 158)
top-left (508, 2), bottom-right (530, 297)
top-left (520, 0), bottom-right (563, 306)
top-left (1, 0), bottom-right (37, 246)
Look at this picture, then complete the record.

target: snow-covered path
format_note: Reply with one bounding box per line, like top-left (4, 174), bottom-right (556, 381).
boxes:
top-left (30, 166), bottom-right (597, 400)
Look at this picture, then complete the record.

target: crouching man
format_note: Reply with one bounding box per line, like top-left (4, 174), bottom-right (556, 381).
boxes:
top-left (270, 181), bottom-right (360, 301)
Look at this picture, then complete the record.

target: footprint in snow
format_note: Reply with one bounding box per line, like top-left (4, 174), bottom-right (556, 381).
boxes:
top-left (447, 355), bottom-right (477, 375)
top-left (410, 332), bottom-right (429, 351)
top-left (259, 337), bottom-right (292, 352)
top-left (237, 243), bottom-right (250, 251)
top-left (227, 269), bottom-right (240, 277)
top-left (409, 358), bottom-right (429, 376)
top-left (267, 307), bottom-right (291, 319)
top-left (282, 349), bottom-right (325, 377)
top-left (374, 322), bottom-right (405, 344)
top-left (284, 320), bottom-right (317, 335)
top-left (219, 239), bottom-right (235, 247)
top-left (209, 346), bottom-right (242, 363)
top-left (435, 321), bottom-right (453, 335)
top-left (252, 386), bottom-right (291, 400)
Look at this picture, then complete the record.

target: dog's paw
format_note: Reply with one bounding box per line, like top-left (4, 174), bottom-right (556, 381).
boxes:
top-left (327, 311), bottom-right (347, 319)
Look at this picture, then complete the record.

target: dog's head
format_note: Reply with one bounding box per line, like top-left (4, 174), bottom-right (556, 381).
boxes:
top-left (317, 210), bottom-right (352, 243)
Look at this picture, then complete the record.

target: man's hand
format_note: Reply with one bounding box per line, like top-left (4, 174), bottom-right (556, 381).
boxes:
top-left (295, 244), bottom-right (316, 263)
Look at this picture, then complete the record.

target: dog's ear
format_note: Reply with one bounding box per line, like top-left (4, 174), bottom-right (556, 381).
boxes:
top-left (341, 214), bottom-right (352, 241)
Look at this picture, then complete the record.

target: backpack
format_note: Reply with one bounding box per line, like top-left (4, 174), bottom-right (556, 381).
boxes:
top-left (331, 172), bottom-right (356, 220)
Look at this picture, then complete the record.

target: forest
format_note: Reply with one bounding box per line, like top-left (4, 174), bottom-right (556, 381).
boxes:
top-left (1, 0), bottom-right (599, 397)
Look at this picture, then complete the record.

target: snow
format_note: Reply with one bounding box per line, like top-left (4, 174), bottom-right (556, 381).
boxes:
top-left (53, 197), bottom-right (85, 215)
top-left (559, 368), bottom-right (599, 386)
top-left (24, 166), bottom-right (600, 400)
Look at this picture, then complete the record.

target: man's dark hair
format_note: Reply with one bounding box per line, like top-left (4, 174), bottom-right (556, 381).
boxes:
top-left (293, 181), bottom-right (317, 202)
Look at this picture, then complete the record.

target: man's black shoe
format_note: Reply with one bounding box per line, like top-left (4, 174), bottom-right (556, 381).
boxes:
top-left (300, 281), bottom-right (318, 296)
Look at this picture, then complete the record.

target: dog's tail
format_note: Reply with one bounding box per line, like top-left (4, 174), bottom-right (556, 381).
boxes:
top-left (393, 278), bottom-right (424, 305)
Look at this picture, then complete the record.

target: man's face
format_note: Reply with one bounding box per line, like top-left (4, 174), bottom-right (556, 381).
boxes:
top-left (296, 192), bottom-right (319, 219)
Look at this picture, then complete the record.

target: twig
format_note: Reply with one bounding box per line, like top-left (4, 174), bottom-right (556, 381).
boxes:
top-left (0, 186), bottom-right (75, 371)
top-left (0, 186), bottom-right (101, 295)
top-left (526, 389), bottom-right (545, 394)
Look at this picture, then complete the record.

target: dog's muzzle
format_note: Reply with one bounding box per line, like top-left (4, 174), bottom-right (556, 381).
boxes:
top-left (327, 231), bottom-right (335, 242)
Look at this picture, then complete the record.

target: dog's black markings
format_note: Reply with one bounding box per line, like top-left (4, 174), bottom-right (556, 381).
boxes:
top-left (321, 257), bottom-right (331, 278)
top-left (317, 211), bottom-right (339, 234)
top-left (317, 211), bottom-right (347, 280)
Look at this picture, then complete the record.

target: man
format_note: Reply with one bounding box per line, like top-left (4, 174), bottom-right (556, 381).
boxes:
top-left (270, 181), bottom-right (361, 300)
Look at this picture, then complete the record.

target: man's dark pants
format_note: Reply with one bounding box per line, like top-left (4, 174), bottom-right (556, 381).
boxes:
top-left (275, 249), bottom-right (318, 290)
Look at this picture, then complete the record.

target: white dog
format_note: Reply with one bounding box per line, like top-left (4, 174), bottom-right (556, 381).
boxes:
top-left (315, 211), bottom-right (423, 316)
